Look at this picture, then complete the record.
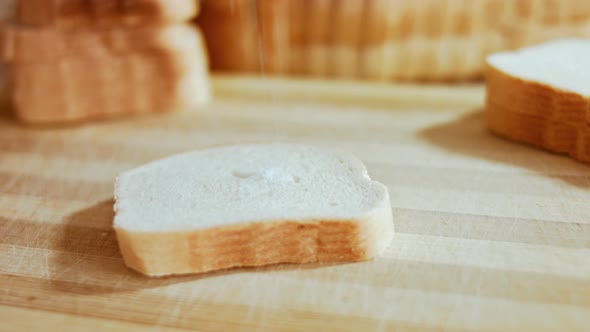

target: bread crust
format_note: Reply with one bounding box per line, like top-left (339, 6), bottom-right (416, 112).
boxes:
top-left (15, 0), bottom-right (198, 28)
top-left (8, 26), bottom-right (211, 124)
top-left (0, 23), bottom-right (197, 64)
top-left (485, 64), bottom-right (590, 164)
top-left (114, 191), bottom-right (394, 277)
top-left (196, 0), bottom-right (260, 72)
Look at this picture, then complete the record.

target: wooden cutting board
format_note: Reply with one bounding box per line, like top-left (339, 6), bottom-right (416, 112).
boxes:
top-left (1, 75), bottom-right (589, 332)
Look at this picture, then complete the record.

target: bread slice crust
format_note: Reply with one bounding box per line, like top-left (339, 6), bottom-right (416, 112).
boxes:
top-left (116, 206), bottom-right (393, 277)
top-left (0, 23), bottom-right (200, 64)
top-left (16, 0), bottom-right (198, 28)
top-left (486, 62), bottom-right (590, 164)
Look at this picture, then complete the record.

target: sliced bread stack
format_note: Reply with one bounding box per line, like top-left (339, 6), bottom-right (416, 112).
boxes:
top-left (486, 39), bottom-right (590, 164)
top-left (1, 0), bottom-right (211, 124)
top-left (197, 0), bottom-right (590, 81)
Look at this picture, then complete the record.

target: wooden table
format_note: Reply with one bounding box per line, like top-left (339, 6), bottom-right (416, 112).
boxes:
top-left (1, 75), bottom-right (589, 332)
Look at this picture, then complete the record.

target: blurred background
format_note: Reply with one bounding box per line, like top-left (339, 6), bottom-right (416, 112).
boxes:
top-left (197, 0), bottom-right (590, 82)
top-left (0, 0), bottom-right (589, 122)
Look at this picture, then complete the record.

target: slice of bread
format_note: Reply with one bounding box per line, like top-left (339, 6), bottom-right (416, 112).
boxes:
top-left (16, 0), bottom-right (198, 28)
top-left (486, 38), bottom-right (590, 164)
top-left (8, 26), bottom-right (210, 124)
top-left (0, 22), bottom-right (201, 64)
top-left (114, 144), bottom-right (394, 277)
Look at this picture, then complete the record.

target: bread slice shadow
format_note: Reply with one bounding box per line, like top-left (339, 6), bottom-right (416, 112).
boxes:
top-left (418, 110), bottom-right (590, 188)
top-left (50, 199), bottom-right (345, 295)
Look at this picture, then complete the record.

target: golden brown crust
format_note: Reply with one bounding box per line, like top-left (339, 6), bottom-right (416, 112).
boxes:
top-left (0, 23), bottom-right (194, 64)
top-left (115, 216), bottom-right (392, 277)
top-left (15, 0), bottom-right (198, 28)
top-left (485, 64), bottom-right (590, 164)
top-left (255, 0), bottom-right (291, 74)
top-left (198, 0), bottom-right (590, 81)
top-left (328, 0), bottom-right (364, 78)
top-left (196, 0), bottom-right (260, 72)
top-left (284, 0), bottom-right (305, 75)
top-left (7, 31), bottom-right (210, 124)
top-left (486, 64), bottom-right (589, 125)
top-left (114, 194), bottom-right (394, 277)
top-left (301, 0), bottom-right (330, 76)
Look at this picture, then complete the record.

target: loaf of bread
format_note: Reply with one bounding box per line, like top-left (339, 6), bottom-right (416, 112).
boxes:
top-left (114, 143), bottom-right (394, 276)
top-left (197, 0), bottom-right (590, 81)
top-left (16, 0), bottom-right (198, 28)
top-left (2, 0), bottom-right (211, 124)
top-left (8, 25), bottom-right (211, 124)
top-left (486, 39), bottom-right (590, 164)
top-left (0, 22), bottom-right (201, 63)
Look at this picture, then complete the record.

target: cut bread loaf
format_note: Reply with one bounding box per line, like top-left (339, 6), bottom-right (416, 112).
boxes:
top-left (198, 0), bottom-right (590, 81)
top-left (16, 0), bottom-right (198, 28)
top-left (8, 25), bottom-right (211, 124)
top-left (114, 144), bottom-right (394, 276)
top-left (2, 1), bottom-right (209, 124)
top-left (486, 38), bottom-right (590, 164)
top-left (0, 23), bottom-right (201, 63)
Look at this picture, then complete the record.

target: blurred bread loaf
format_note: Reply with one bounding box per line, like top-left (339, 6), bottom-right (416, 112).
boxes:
top-left (16, 0), bottom-right (198, 28)
top-left (2, 0), bottom-right (211, 124)
top-left (0, 23), bottom-right (202, 63)
top-left (197, 0), bottom-right (590, 81)
top-left (486, 39), bottom-right (590, 164)
top-left (8, 26), bottom-right (210, 124)
top-left (196, 0), bottom-right (259, 72)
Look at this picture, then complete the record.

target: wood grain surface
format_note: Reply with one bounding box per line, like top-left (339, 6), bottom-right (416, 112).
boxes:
top-left (1, 75), bottom-right (590, 332)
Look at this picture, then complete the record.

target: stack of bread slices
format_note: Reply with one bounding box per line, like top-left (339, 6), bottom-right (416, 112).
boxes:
top-left (1, 0), bottom-right (211, 124)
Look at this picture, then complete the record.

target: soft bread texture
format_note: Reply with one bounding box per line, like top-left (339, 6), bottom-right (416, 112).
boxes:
top-left (487, 39), bottom-right (590, 98)
top-left (8, 26), bottom-right (211, 124)
top-left (114, 144), bottom-right (394, 276)
top-left (16, 0), bottom-right (198, 28)
top-left (486, 39), bottom-right (590, 164)
top-left (198, 0), bottom-right (590, 81)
